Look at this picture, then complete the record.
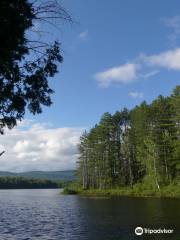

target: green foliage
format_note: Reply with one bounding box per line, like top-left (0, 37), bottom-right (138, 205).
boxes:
top-left (63, 188), bottom-right (79, 195)
top-left (0, 0), bottom-right (71, 132)
top-left (62, 181), bottom-right (81, 194)
top-left (66, 182), bottom-right (180, 198)
top-left (0, 176), bottom-right (61, 189)
top-left (77, 86), bottom-right (180, 195)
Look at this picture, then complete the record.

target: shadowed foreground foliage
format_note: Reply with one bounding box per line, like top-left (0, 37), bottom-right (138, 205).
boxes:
top-left (0, 0), bottom-right (71, 132)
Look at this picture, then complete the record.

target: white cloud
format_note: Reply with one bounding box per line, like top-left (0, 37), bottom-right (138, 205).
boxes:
top-left (95, 47), bottom-right (180, 88)
top-left (129, 91), bottom-right (144, 99)
top-left (78, 30), bottom-right (88, 40)
top-left (0, 120), bottom-right (84, 172)
top-left (142, 48), bottom-right (180, 70)
top-left (163, 15), bottom-right (180, 30)
top-left (162, 16), bottom-right (180, 45)
top-left (142, 70), bottom-right (159, 79)
top-left (95, 63), bottom-right (139, 87)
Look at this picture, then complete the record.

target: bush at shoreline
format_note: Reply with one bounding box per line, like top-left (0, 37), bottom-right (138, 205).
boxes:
top-left (63, 182), bottom-right (180, 198)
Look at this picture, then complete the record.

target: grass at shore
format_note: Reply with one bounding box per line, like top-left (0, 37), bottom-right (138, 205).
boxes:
top-left (62, 182), bottom-right (180, 198)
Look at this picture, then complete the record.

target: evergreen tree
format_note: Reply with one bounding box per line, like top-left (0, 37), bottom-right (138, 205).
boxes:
top-left (77, 86), bottom-right (180, 190)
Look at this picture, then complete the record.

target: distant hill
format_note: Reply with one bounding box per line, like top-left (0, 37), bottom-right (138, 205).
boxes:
top-left (0, 170), bottom-right (76, 182)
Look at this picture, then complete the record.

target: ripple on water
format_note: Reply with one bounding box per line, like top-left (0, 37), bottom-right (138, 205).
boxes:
top-left (0, 189), bottom-right (179, 240)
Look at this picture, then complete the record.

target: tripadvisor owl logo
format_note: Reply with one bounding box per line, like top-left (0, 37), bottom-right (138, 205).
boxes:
top-left (135, 227), bottom-right (143, 235)
top-left (135, 226), bottom-right (174, 235)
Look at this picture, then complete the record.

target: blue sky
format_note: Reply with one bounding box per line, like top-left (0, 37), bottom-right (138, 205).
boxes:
top-left (28, 0), bottom-right (180, 129)
top-left (1, 0), bottom-right (180, 172)
top-left (26, 0), bottom-right (180, 129)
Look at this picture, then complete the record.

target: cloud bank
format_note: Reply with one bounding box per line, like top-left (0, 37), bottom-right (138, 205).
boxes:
top-left (0, 120), bottom-right (84, 172)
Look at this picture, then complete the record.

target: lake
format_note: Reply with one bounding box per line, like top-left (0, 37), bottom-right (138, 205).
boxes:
top-left (0, 189), bottom-right (179, 240)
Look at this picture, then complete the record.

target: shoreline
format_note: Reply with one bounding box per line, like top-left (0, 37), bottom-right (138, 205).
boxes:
top-left (62, 184), bottom-right (180, 198)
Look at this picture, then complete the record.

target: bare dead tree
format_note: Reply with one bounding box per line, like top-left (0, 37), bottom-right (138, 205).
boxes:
top-left (24, 0), bottom-right (73, 70)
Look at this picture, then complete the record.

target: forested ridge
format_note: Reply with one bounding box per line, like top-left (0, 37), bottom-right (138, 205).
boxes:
top-left (77, 86), bottom-right (180, 191)
top-left (0, 176), bottom-right (61, 189)
top-left (0, 170), bottom-right (75, 181)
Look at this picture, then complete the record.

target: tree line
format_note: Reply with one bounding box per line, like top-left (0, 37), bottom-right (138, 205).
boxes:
top-left (77, 86), bottom-right (180, 190)
top-left (0, 177), bottom-right (61, 189)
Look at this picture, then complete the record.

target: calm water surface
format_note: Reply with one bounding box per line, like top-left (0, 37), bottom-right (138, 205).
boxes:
top-left (0, 189), bottom-right (179, 240)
